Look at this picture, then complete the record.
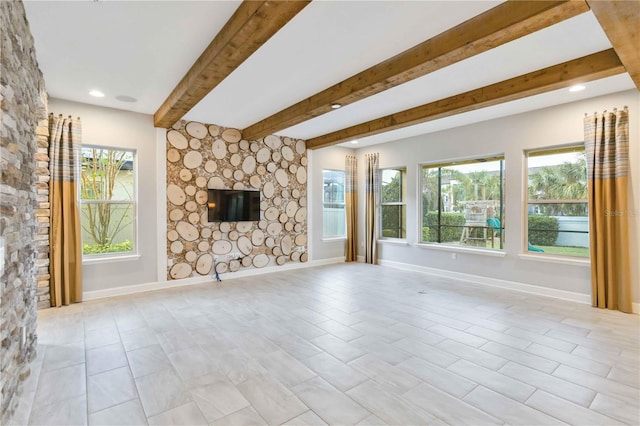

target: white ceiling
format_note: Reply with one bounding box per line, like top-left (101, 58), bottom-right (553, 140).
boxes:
top-left (23, 0), bottom-right (636, 149)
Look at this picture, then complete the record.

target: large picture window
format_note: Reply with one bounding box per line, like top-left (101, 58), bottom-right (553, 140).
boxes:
top-left (421, 156), bottom-right (504, 249)
top-left (380, 168), bottom-right (406, 239)
top-left (526, 146), bottom-right (588, 257)
top-left (80, 146), bottom-right (136, 256)
top-left (322, 169), bottom-right (346, 238)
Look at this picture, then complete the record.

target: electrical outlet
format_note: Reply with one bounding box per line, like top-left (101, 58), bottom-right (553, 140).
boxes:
top-left (20, 327), bottom-right (26, 350)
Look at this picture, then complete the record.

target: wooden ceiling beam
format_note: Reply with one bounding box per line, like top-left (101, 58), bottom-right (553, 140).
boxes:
top-left (306, 49), bottom-right (624, 149)
top-left (587, 0), bottom-right (640, 90)
top-left (242, 0), bottom-right (589, 141)
top-left (154, 1), bottom-right (310, 129)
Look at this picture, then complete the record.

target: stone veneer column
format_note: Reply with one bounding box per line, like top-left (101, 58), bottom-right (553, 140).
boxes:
top-left (0, 1), bottom-right (48, 423)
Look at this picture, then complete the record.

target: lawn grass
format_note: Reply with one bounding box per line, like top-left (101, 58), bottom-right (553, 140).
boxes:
top-left (536, 245), bottom-right (589, 257)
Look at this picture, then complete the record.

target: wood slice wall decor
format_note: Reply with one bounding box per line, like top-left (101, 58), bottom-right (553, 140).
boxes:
top-left (166, 121), bottom-right (307, 280)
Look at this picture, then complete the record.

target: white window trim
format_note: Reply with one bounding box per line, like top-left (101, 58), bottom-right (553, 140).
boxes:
top-left (524, 144), bottom-right (589, 259)
top-left (80, 146), bottom-right (138, 260)
top-left (414, 243), bottom-right (507, 257)
top-left (322, 169), bottom-right (346, 239)
top-left (379, 167), bottom-right (407, 240)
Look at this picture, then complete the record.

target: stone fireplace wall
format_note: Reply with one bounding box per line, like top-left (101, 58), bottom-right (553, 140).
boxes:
top-left (166, 120), bottom-right (308, 279)
top-left (0, 1), bottom-right (48, 423)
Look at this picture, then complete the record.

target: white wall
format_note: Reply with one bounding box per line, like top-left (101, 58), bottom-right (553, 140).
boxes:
top-left (351, 89), bottom-right (639, 302)
top-left (49, 99), bottom-right (159, 292)
top-left (308, 145), bottom-right (355, 261)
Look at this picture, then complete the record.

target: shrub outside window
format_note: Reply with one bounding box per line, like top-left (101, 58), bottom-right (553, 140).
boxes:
top-left (80, 146), bottom-right (136, 257)
top-left (526, 146), bottom-right (588, 257)
top-left (421, 157), bottom-right (504, 249)
top-left (380, 168), bottom-right (406, 239)
top-left (323, 169), bottom-right (346, 238)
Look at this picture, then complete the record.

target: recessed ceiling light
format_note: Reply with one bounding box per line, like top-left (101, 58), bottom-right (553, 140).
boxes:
top-left (89, 90), bottom-right (105, 98)
top-left (351, 140), bottom-right (359, 144)
top-left (569, 85), bottom-right (585, 92)
top-left (116, 95), bottom-right (137, 103)
top-left (331, 103), bottom-right (342, 109)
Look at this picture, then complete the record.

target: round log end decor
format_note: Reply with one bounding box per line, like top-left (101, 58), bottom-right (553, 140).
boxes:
top-left (185, 185), bottom-right (196, 196)
top-left (252, 253), bottom-right (269, 268)
top-left (222, 168), bottom-right (233, 179)
top-left (229, 259), bottom-right (241, 272)
top-left (275, 169), bottom-right (289, 188)
top-left (233, 170), bottom-right (244, 181)
top-left (263, 182), bottom-right (275, 198)
top-left (243, 156), bottom-right (256, 175)
top-left (295, 140), bottom-right (306, 155)
top-left (264, 135), bottom-right (281, 150)
top-left (264, 206), bottom-right (279, 221)
top-left (176, 221), bottom-right (199, 241)
top-left (185, 201), bottom-right (198, 212)
top-left (271, 151), bottom-right (282, 163)
top-left (256, 147), bottom-right (270, 164)
top-left (294, 234), bottom-right (307, 246)
top-left (189, 138), bottom-right (201, 150)
top-left (228, 143), bottom-right (239, 154)
top-left (195, 190), bottom-right (208, 204)
top-left (276, 256), bottom-right (287, 265)
top-left (212, 230), bottom-right (222, 240)
top-left (183, 151), bottom-right (203, 169)
top-left (239, 140), bottom-right (250, 151)
top-left (179, 169), bottom-right (193, 182)
top-left (300, 252), bottom-right (308, 262)
top-left (230, 153), bottom-right (242, 167)
top-left (195, 176), bottom-right (207, 188)
top-left (212, 240), bottom-right (232, 255)
top-left (281, 146), bottom-right (294, 162)
top-left (170, 263), bottom-right (192, 279)
top-left (284, 222), bottom-right (294, 232)
top-left (251, 229), bottom-right (265, 246)
top-left (167, 130), bottom-right (188, 149)
top-left (285, 200), bottom-right (298, 217)
top-left (267, 162), bottom-right (277, 173)
top-left (197, 241), bottom-right (210, 252)
top-left (208, 176), bottom-right (224, 189)
top-left (266, 222), bottom-right (283, 236)
top-left (258, 220), bottom-right (267, 230)
top-left (185, 122), bottom-right (207, 139)
top-left (188, 212), bottom-right (200, 224)
top-left (291, 251), bottom-right (301, 262)
top-left (296, 166), bottom-right (307, 184)
top-left (279, 213), bottom-right (288, 224)
top-left (172, 121), bottom-right (183, 131)
top-left (301, 157), bottom-right (308, 166)
top-left (228, 230), bottom-right (239, 241)
top-left (257, 165), bottom-right (266, 176)
top-left (238, 236), bottom-right (253, 255)
top-left (204, 160), bottom-right (217, 173)
top-left (196, 254), bottom-right (213, 275)
top-left (236, 222), bottom-right (253, 233)
top-left (250, 175), bottom-right (262, 189)
top-left (201, 211), bottom-right (209, 225)
top-left (212, 139), bottom-right (227, 160)
top-left (201, 227), bottom-right (212, 239)
top-left (208, 124), bottom-right (220, 137)
top-left (185, 251), bottom-right (198, 263)
top-left (216, 262), bottom-right (229, 274)
top-left (167, 149), bottom-right (180, 163)
top-left (169, 209), bottom-right (184, 222)
top-left (167, 184), bottom-right (186, 206)
top-left (167, 229), bottom-right (179, 241)
top-left (241, 256), bottom-right (252, 267)
top-left (221, 128), bottom-right (242, 143)
top-left (295, 207), bottom-right (307, 223)
top-left (220, 222), bottom-right (231, 233)
top-left (233, 182), bottom-right (245, 190)
top-left (250, 142), bottom-right (260, 153)
top-left (281, 235), bottom-right (293, 256)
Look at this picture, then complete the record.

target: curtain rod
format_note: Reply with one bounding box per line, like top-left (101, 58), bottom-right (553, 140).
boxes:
top-left (49, 113), bottom-right (81, 120)
top-left (584, 105), bottom-right (628, 117)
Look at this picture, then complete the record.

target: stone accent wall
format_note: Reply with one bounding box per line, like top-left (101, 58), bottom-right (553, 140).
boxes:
top-left (0, 1), bottom-right (48, 424)
top-left (167, 121), bottom-right (308, 279)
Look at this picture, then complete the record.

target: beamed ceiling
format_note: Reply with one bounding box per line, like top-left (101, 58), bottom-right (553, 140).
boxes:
top-left (24, 0), bottom-right (639, 149)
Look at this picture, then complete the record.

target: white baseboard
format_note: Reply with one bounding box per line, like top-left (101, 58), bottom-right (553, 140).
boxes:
top-left (82, 257), bottom-right (344, 301)
top-left (378, 259), bottom-right (592, 305)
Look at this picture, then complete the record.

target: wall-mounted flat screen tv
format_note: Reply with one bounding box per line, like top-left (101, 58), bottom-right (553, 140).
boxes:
top-left (207, 189), bottom-right (260, 222)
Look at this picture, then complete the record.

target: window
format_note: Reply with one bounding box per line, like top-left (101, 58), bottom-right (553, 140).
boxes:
top-left (80, 146), bottom-right (136, 256)
top-left (322, 169), bottom-right (345, 238)
top-left (526, 146), bottom-right (588, 257)
top-left (421, 156), bottom-right (504, 249)
top-left (380, 168), bottom-right (406, 239)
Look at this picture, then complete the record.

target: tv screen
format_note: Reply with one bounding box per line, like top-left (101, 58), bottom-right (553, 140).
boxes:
top-left (207, 189), bottom-right (260, 222)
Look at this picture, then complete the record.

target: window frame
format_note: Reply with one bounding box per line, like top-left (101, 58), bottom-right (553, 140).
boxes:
top-left (524, 144), bottom-right (589, 258)
top-left (80, 144), bottom-right (138, 260)
top-left (322, 169), bottom-right (346, 239)
top-left (419, 155), bottom-right (505, 250)
top-left (379, 167), bottom-right (407, 240)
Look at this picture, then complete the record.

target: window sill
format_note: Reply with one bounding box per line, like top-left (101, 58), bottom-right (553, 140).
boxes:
top-left (322, 237), bottom-right (346, 243)
top-left (518, 253), bottom-right (590, 267)
top-left (378, 239), bottom-right (409, 246)
top-left (414, 243), bottom-right (506, 257)
top-left (83, 254), bottom-right (141, 265)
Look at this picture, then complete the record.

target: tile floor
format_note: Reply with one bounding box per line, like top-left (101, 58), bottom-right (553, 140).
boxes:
top-left (9, 263), bottom-right (640, 425)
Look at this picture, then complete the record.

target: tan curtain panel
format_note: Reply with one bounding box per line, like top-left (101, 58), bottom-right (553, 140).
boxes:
top-left (365, 153), bottom-right (379, 264)
top-left (584, 107), bottom-right (631, 313)
top-left (345, 155), bottom-right (358, 262)
top-left (49, 114), bottom-right (83, 306)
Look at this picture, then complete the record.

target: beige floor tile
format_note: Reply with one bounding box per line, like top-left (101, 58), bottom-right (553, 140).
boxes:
top-left (311, 334), bottom-right (366, 363)
top-left (315, 319), bottom-right (363, 342)
top-left (41, 341), bottom-right (85, 372)
top-left (211, 406), bottom-right (267, 426)
top-left (256, 349), bottom-right (317, 388)
top-left (350, 336), bottom-right (412, 365)
top-left (89, 398), bottom-right (148, 425)
top-left (87, 366), bottom-right (138, 413)
top-left (436, 339), bottom-right (507, 370)
top-left (147, 401), bottom-right (207, 426)
top-left (396, 356), bottom-right (476, 399)
top-left (120, 327), bottom-right (159, 352)
top-left (282, 410), bottom-right (329, 426)
top-left (392, 337), bottom-right (459, 368)
top-left (135, 368), bottom-right (192, 417)
top-left (33, 363), bottom-right (86, 407)
top-left (191, 379), bottom-right (250, 422)
top-left (526, 342), bottom-right (612, 376)
top-left (480, 341), bottom-right (559, 373)
top-left (302, 352), bottom-right (368, 392)
top-left (87, 342), bottom-right (128, 376)
top-left (428, 324), bottom-right (488, 348)
top-left (349, 354), bottom-right (421, 395)
top-left (553, 365), bottom-right (640, 406)
top-left (463, 386), bottom-right (564, 425)
top-left (85, 326), bottom-right (121, 350)
top-left (402, 383), bottom-right (502, 425)
top-left (526, 390), bottom-right (624, 425)
top-left (448, 359), bottom-right (535, 402)
top-left (346, 380), bottom-right (441, 425)
top-left (590, 393), bottom-right (640, 425)
top-left (127, 344), bottom-right (173, 379)
top-left (28, 395), bottom-right (87, 426)
top-left (504, 326), bottom-right (576, 352)
top-left (292, 377), bottom-right (370, 425)
top-left (236, 375), bottom-right (308, 425)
